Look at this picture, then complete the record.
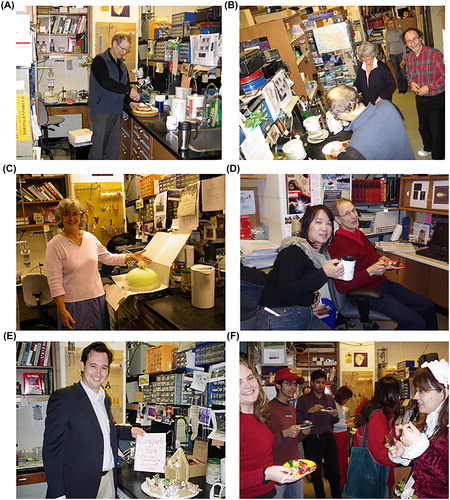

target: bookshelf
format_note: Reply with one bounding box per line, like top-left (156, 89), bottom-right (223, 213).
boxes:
top-left (16, 174), bottom-right (68, 229)
top-left (16, 342), bottom-right (56, 396)
top-left (294, 342), bottom-right (339, 392)
top-left (35, 6), bottom-right (89, 55)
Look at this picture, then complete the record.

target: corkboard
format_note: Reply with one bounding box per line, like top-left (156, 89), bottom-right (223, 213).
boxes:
top-left (65, 347), bottom-right (125, 424)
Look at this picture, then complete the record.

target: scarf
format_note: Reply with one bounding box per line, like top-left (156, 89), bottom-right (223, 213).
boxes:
top-left (278, 236), bottom-right (330, 269)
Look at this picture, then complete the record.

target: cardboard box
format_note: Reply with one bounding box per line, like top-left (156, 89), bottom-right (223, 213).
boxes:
top-left (186, 440), bottom-right (208, 478)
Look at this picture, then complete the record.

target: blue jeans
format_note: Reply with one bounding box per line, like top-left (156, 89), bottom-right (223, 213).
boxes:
top-left (275, 480), bottom-right (304, 498)
top-left (389, 53), bottom-right (407, 92)
top-left (255, 305), bottom-right (313, 330)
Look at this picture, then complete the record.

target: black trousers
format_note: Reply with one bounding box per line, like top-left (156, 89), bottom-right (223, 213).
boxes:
top-left (416, 92), bottom-right (445, 159)
top-left (302, 433), bottom-right (341, 498)
top-left (88, 109), bottom-right (122, 160)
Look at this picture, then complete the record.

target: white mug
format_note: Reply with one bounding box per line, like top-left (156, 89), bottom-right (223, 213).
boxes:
top-left (340, 256), bottom-right (356, 281)
top-left (166, 115), bottom-right (178, 130)
top-left (209, 482), bottom-right (226, 499)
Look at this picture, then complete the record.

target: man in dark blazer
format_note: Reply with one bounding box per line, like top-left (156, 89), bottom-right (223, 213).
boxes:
top-left (43, 342), bottom-right (145, 498)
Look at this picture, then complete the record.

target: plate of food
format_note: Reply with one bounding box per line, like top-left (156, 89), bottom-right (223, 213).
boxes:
top-left (297, 420), bottom-right (313, 430)
top-left (320, 407), bottom-right (336, 413)
top-left (141, 476), bottom-right (200, 498)
top-left (283, 459), bottom-right (317, 478)
top-left (132, 104), bottom-right (159, 117)
top-left (378, 257), bottom-right (404, 270)
top-left (321, 140), bottom-right (349, 159)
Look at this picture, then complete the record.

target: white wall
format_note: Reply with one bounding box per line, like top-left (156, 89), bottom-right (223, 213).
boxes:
top-left (375, 342), bottom-right (448, 371)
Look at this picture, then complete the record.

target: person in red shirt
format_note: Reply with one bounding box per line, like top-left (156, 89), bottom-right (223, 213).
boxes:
top-left (403, 28), bottom-right (445, 159)
top-left (240, 359), bottom-right (302, 498)
top-left (328, 198), bottom-right (438, 330)
top-left (345, 376), bottom-right (401, 498)
top-left (268, 368), bottom-right (310, 498)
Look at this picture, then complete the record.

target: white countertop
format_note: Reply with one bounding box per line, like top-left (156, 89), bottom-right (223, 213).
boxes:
top-left (376, 243), bottom-right (448, 271)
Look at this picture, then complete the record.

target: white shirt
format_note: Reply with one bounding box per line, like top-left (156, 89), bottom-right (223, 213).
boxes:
top-left (80, 380), bottom-right (115, 472)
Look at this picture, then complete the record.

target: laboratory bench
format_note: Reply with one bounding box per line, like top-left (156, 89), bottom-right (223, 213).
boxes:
top-left (44, 100), bottom-right (89, 129)
top-left (109, 285), bottom-right (225, 330)
top-left (121, 107), bottom-right (221, 161)
top-left (117, 462), bottom-right (210, 499)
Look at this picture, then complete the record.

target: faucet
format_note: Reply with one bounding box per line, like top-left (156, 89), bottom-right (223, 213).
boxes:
top-left (201, 83), bottom-right (219, 128)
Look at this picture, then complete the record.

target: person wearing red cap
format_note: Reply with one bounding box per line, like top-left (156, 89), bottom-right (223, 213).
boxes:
top-left (268, 368), bottom-right (310, 498)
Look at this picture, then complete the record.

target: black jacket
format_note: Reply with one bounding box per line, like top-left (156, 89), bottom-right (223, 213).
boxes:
top-left (43, 382), bottom-right (133, 498)
top-left (355, 59), bottom-right (396, 105)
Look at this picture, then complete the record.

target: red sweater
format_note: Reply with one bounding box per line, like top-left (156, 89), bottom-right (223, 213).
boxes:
top-left (353, 409), bottom-right (396, 486)
top-left (240, 413), bottom-right (275, 498)
top-left (268, 398), bottom-right (306, 466)
top-left (328, 228), bottom-right (386, 293)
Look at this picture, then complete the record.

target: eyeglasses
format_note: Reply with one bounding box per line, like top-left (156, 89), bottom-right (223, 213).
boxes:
top-left (405, 36), bottom-right (421, 45)
top-left (415, 388), bottom-right (440, 395)
top-left (281, 381), bottom-right (298, 387)
top-left (63, 212), bottom-right (81, 217)
top-left (117, 43), bottom-right (130, 54)
top-left (338, 208), bottom-right (358, 218)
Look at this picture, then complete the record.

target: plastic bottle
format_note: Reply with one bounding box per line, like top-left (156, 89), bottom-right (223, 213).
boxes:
top-left (50, 39), bottom-right (55, 52)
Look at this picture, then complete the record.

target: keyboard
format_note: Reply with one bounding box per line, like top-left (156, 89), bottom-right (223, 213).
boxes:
top-left (416, 246), bottom-right (449, 263)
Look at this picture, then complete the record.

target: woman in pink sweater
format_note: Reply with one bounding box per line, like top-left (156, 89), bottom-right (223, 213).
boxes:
top-left (46, 198), bottom-right (150, 329)
top-left (240, 359), bottom-right (301, 498)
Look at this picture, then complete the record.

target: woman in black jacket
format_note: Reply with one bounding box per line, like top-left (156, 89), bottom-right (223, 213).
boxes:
top-left (255, 205), bottom-right (344, 330)
top-left (355, 41), bottom-right (396, 106)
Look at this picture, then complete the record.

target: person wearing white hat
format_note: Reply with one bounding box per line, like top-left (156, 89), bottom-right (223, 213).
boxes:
top-left (386, 359), bottom-right (449, 498)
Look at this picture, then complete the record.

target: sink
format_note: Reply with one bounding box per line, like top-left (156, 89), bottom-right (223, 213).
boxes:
top-left (170, 127), bottom-right (221, 153)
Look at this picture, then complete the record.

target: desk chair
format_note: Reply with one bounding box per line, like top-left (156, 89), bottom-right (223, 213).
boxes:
top-left (328, 280), bottom-right (393, 330)
top-left (37, 99), bottom-right (69, 159)
top-left (21, 274), bottom-right (55, 329)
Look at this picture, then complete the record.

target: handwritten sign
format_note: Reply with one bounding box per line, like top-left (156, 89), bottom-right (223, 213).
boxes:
top-left (134, 433), bottom-right (166, 473)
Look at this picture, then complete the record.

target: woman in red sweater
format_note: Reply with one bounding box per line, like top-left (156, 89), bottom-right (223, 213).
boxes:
top-left (240, 359), bottom-right (301, 498)
top-left (386, 360), bottom-right (448, 498)
top-left (346, 376), bottom-right (400, 498)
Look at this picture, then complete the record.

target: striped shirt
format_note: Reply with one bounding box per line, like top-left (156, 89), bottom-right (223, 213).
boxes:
top-left (405, 45), bottom-right (445, 96)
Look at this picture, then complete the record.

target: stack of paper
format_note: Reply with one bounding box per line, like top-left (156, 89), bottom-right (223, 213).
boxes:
top-left (240, 240), bottom-right (279, 269)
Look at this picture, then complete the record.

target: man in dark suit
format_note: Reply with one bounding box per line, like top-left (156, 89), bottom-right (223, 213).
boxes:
top-left (43, 342), bottom-right (145, 498)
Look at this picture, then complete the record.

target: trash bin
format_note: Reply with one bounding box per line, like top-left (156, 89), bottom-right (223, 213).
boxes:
top-left (68, 129), bottom-right (92, 159)
top-left (69, 142), bottom-right (92, 159)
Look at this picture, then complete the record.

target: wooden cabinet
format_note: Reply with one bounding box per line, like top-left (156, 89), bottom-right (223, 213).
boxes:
top-left (17, 174), bottom-right (68, 229)
top-left (120, 114), bottom-right (179, 161)
top-left (17, 471), bottom-right (46, 486)
top-left (399, 175), bottom-right (449, 215)
top-left (376, 249), bottom-right (448, 308)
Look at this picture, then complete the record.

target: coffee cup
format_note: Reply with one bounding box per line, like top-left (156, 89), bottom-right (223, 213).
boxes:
top-left (340, 256), bottom-right (356, 281)
top-left (166, 115), bottom-right (178, 130)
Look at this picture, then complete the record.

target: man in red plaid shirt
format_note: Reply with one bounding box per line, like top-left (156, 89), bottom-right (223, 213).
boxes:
top-left (404, 28), bottom-right (445, 160)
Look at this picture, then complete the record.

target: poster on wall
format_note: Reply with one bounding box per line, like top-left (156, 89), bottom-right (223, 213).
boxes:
top-left (431, 180), bottom-right (449, 210)
top-left (410, 180), bottom-right (429, 209)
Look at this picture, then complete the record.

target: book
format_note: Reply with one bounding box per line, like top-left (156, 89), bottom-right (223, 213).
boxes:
top-left (23, 373), bottom-right (44, 395)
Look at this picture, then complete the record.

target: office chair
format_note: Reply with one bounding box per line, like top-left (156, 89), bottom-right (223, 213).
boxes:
top-left (37, 99), bottom-right (68, 159)
top-left (328, 280), bottom-right (394, 330)
top-left (21, 274), bottom-right (55, 329)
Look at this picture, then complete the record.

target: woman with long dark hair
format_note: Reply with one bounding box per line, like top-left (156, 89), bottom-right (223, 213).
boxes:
top-left (386, 360), bottom-right (448, 498)
top-left (348, 376), bottom-right (401, 497)
top-left (240, 359), bottom-right (302, 498)
top-left (255, 205), bottom-right (344, 330)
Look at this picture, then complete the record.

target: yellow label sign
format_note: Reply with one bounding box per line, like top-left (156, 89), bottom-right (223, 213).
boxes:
top-left (16, 94), bottom-right (31, 141)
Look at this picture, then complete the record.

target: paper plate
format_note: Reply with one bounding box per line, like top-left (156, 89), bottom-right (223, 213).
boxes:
top-left (283, 459), bottom-right (317, 477)
top-left (141, 481), bottom-right (200, 498)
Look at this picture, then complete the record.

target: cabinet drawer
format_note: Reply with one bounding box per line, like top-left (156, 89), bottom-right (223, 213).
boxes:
top-left (17, 471), bottom-right (46, 485)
